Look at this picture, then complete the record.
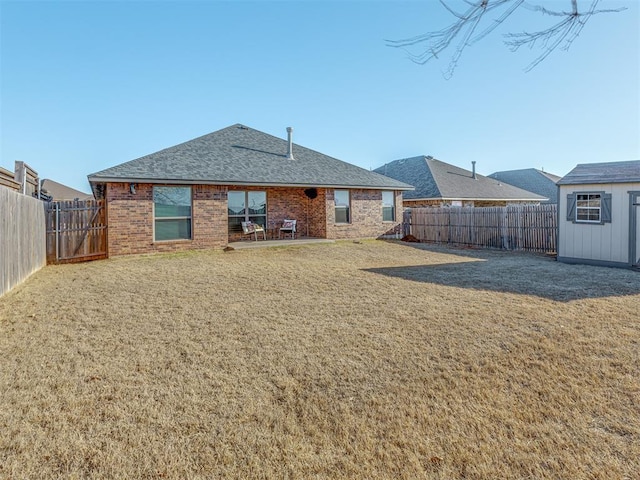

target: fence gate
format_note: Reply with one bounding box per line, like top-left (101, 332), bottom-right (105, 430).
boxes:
top-left (45, 200), bottom-right (107, 264)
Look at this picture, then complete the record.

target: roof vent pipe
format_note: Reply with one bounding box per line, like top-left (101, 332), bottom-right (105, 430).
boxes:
top-left (472, 161), bottom-right (477, 179)
top-left (286, 127), bottom-right (295, 160)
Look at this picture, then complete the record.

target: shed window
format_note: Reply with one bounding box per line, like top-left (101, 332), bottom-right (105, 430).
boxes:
top-left (566, 192), bottom-right (612, 224)
top-left (382, 191), bottom-right (395, 222)
top-left (576, 194), bottom-right (601, 222)
top-left (153, 186), bottom-right (192, 241)
top-left (335, 190), bottom-right (350, 223)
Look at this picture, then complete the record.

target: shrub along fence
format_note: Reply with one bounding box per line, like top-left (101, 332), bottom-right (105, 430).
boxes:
top-left (0, 187), bottom-right (46, 297)
top-left (405, 204), bottom-right (558, 253)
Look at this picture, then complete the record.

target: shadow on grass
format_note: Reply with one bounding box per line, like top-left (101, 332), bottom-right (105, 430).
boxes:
top-left (366, 242), bottom-right (640, 302)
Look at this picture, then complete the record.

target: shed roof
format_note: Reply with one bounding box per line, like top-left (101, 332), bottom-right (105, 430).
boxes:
top-left (88, 124), bottom-right (412, 190)
top-left (488, 168), bottom-right (561, 204)
top-left (557, 160), bottom-right (640, 185)
top-left (374, 156), bottom-right (546, 201)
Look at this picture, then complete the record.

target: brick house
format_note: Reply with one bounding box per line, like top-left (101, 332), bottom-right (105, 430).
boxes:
top-left (87, 124), bottom-right (412, 257)
top-left (374, 156), bottom-right (545, 207)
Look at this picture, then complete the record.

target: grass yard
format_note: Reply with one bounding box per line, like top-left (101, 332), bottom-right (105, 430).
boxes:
top-left (0, 240), bottom-right (638, 479)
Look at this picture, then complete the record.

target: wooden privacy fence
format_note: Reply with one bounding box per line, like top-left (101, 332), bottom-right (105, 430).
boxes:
top-left (0, 187), bottom-right (46, 297)
top-left (45, 200), bottom-right (107, 264)
top-left (406, 204), bottom-right (557, 253)
top-left (0, 166), bottom-right (21, 191)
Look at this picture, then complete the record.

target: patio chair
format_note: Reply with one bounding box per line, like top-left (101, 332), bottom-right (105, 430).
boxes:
top-left (241, 221), bottom-right (266, 241)
top-left (279, 219), bottom-right (297, 239)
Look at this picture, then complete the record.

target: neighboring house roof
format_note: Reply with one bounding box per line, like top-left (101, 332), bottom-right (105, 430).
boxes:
top-left (488, 168), bottom-right (561, 204)
top-left (88, 124), bottom-right (413, 191)
top-left (557, 160), bottom-right (640, 185)
top-left (374, 156), bottom-right (546, 202)
top-left (41, 179), bottom-right (93, 201)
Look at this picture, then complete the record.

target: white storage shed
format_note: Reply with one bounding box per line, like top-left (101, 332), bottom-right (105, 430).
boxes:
top-left (557, 160), bottom-right (640, 268)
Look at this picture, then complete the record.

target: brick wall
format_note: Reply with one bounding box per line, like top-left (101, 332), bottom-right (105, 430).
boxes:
top-left (405, 199), bottom-right (536, 208)
top-left (325, 189), bottom-right (403, 239)
top-left (227, 186), bottom-right (325, 241)
top-left (260, 186), bottom-right (327, 239)
top-left (106, 183), bottom-right (227, 257)
top-left (474, 200), bottom-right (508, 207)
top-left (306, 189), bottom-right (327, 239)
top-left (404, 199), bottom-right (467, 207)
top-left (193, 185), bottom-right (228, 248)
top-left (105, 183), bottom-right (404, 256)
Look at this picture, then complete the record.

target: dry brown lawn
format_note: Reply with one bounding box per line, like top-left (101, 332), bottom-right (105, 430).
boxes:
top-left (0, 240), bottom-right (638, 479)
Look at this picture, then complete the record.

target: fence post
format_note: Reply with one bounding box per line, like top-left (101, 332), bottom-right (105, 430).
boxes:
top-left (403, 208), bottom-right (411, 237)
top-left (14, 161), bottom-right (26, 194)
top-left (55, 202), bottom-right (60, 262)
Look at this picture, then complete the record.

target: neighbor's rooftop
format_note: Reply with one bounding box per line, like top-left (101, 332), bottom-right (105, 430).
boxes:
top-left (375, 156), bottom-right (546, 201)
top-left (488, 168), bottom-right (560, 204)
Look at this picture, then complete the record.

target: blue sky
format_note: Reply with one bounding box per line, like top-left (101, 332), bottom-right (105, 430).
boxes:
top-left (1, 0), bottom-right (638, 193)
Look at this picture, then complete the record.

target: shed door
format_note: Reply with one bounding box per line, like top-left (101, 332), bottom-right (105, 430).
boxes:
top-left (632, 192), bottom-right (640, 267)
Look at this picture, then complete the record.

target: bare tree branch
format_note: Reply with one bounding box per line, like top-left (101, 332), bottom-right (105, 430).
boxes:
top-left (386, 0), bottom-right (519, 78)
top-left (387, 0), bottom-right (626, 76)
top-left (471, 0), bottom-right (524, 44)
top-left (506, 0), bottom-right (627, 71)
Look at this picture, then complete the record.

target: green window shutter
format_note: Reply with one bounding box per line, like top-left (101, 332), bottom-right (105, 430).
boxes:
top-left (566, 193), bottom-right (576, 221)
top-left (602, 193), bottom-right (612, 223)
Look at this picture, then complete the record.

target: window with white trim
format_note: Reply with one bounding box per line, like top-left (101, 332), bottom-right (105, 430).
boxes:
top-left (382, 191), bottom-right (395, 222)
top-left (566, 191), bottom-right (612, 224)
top-left (228, 190), bottom-right (266, 233)
top-left (335, 189), bottom-right (350, 223)
top-left (153, 186), bottom-right (192, 241)
top-left (576, 193), bottom-right (601, 223)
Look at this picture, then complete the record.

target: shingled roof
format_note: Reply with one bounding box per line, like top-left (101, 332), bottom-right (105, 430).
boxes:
top-left (374, 156), bottom-right (546, 202)
top-left (88, 124), bottom-right (412, 190)
top-left (41, 179), bottom-right (93, 201)
top-left (557, 160), bottom-right (640, 185)
top-left (488, 168), bottom-right (561, 204)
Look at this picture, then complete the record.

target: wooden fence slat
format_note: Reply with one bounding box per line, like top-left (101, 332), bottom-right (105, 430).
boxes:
top-left (0, 187), bottom-right (46, 297)
top-left (406, 204), bottom-right (557, 253)
top-left (45, 200), bottom-right (107, 264)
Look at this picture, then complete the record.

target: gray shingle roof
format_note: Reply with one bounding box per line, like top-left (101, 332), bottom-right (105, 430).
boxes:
top-left (87, 124), bottom-right (412, 190)
top-left (557, 160), bottom-right (640, 185)
top-left (41, 179), bottom-right (93, 201)
top-left (488, 168), bottom-right (561, 204)
top-left (375, 156), bottom-right (547, 201)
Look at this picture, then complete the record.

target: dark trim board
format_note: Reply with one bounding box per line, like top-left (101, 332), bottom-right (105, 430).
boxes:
top-left (629, 191), bottom-right (640, 268)
top-left (557, 256), bottom-right (632, 269)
